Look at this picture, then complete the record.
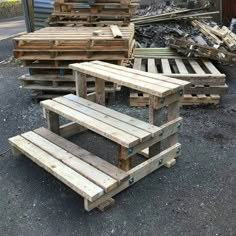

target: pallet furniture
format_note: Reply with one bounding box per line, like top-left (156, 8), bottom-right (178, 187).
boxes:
top-left (130, 52), bottom-right (227, 106)
top-left (14, 25), bottom-right (134, 100)
top-left (9, 61), bottom-right (189, 211)
top-left (50, 0), bottom-right (140, 27)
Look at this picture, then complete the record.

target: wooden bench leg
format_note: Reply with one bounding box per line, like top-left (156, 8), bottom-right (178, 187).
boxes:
top-left (118, 146), bottom-right (132, 171)
top-left (148, 96), bottom-right (165, 158)
top-left (95, 78), bottom-right (105, 105)
top-left (164, 101), bottom-right (180, 168)
top-left (45, 109), bottom-right (60, 135)
top-left (75, 71), bottom-right (87, 98)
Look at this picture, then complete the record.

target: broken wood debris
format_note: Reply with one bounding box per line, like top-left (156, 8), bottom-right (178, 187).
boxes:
top-left (169, 38), bottom-right (236, 64)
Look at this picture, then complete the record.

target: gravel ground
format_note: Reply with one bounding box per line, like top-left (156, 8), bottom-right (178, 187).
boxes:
top-left (0, 45), bottom-right (236, 235)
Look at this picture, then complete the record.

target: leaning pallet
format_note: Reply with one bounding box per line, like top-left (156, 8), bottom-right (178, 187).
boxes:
top-left (14, 25), bottom-right (134, 100)
top-left (130, 50), bottom-right (227, 106)
top-left (9, 61), bottom-right (190, 211)
top-left (50, 0), bottom-right (140, 27)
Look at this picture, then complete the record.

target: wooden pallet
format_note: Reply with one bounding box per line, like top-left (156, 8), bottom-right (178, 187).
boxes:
top-left (19, 73), bottom-right (120, 95)
top-left (14, 25), bottom-right (135, 65)
top-left (54, 3), bottom-right (138, 15)
top-left (51, 0), bottom-right (139, 26)
top-left (130, 56), bottom-right (227, 106)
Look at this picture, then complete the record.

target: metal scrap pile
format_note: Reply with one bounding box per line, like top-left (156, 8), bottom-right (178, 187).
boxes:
top-left (134, 2), bottom-right (236, 64)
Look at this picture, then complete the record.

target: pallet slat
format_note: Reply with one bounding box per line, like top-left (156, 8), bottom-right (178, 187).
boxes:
top-left (21, 131), bottom-right (118, 192)
top-left (35, 127), bottom-right (129, 182)
top-left (9, 135), bottom-right (104, 202)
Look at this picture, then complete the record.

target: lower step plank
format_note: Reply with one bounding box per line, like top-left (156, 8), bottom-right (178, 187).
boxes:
top-left (9, 135), bottom-right (104, 202)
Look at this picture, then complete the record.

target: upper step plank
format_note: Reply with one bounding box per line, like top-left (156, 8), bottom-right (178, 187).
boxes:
top-left (70, 61), bottom-right (188, 97)
top-left (41, 99), bottom-right (139, 148)
top-left (64, 94), bottom-right (161, 136)
top-left (9, 135), bottom-right (104, 202)
top-left (53, 96), bottom-right (152, 142)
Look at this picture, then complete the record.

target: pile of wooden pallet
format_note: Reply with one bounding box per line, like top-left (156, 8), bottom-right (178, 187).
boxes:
top-left (130, 48), bottom-right (227, 106)
top-left (14, 24), bottom-right (135, 100)
top-left (50, 0), bottom-right (140, 27)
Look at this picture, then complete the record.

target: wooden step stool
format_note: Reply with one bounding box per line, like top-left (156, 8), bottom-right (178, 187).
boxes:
top-left (9, 61), bottom-right (190, 211)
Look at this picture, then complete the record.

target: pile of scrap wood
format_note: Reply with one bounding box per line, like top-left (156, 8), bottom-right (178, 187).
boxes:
top-left (169, 20), bottom-right (236, 64)
top-left (50, 0), bottom-right (140, 27)
top-left (14, 24), bottom-right (135, 101)
top-left (130, 48), bottom-right (227, 106)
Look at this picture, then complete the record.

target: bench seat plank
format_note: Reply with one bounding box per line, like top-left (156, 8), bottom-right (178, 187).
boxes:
top-left (87, 62), bottom-right (181, 90)
top-left (35, 127), bottom-right (129, 183)
top-left (64, 94), bottom-right (161, 136)
top-left (92, 60), bottom-right (188, 86)
top-left (8, 135), bottom-right (104, 202)
top-left (70, 63), bottom-right (173, 97)
top-left (53, 96), bottom-right (152, 142)
top-left (21, 131), bottom-right (118, 192)
top-left (41, 100), bottom-right (139, 148)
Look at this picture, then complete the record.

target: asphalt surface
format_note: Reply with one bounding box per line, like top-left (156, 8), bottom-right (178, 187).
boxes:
top-left (0, 17), bottom-right (25, 41)
top-left (0, 40), bottom-right (236, 235)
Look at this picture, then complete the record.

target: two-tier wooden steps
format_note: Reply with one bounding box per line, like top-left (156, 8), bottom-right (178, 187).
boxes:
top-left (9, 61), bottom-right (189, 212)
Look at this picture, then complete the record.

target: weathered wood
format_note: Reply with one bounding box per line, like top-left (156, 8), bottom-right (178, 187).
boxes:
top-left (95, 78), bottom-right (105, 105)
top-left (45, 109), bottom-right (60, 135)
top-left (9, 135), bottom-right (104, 202)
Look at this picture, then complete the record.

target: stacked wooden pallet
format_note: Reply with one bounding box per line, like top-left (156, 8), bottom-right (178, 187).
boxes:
top-left (130, 49), bottom-right (227, 106)
top-left (50, 0), bottom-right (140, 27)
top-left (14, 25), bottom-right (134, 100)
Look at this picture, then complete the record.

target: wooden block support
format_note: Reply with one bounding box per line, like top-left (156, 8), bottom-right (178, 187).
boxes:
top-left (75, 71), bottom-right (87, 98)
top-left (148, 96), bottom-right (165, 158)
top-left (46, 110), bottom-right (60, 135)
top-left (97, 198), bottom-right (115, 212)
top-left (118, 146), bottom-right (132, 171)
top-left (95, 78), bottom-right (105, 105)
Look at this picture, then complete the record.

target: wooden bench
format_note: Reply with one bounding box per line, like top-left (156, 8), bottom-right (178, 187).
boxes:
top-left (9, 61), bottom-right (190, 211)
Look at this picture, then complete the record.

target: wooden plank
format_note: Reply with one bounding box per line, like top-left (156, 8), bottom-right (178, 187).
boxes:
top-left (64, 94), bottom-right (161, 136)
top-left (59, 122), bottom-right (86, 138)
top-left (118, 146), bottom-right (132, 171)
top-left (110, 25), bottom-right (123, 38)
top-left (9, 135), bottom-right (104, 202)
top-left (133, 58), bottom-right (142, 70)
top-left (189, 60), bottom-right (206, 74)
top-left (90, 62), bottom-right (182, 91)
top-left (84, 143), bottom-right (181, 211)
top-left (35, 127), bottom-right (129, 182)
top-left (53, 96), bottom-right (151, 142)
top-left (148, 96), bottom-right (165, 158)
top-left (78, 61), bottom-right (190, 86)
top-left (202, 60), bottom-right (221, 75)
top-left (21, 131), bottom-right (118, 192)
top-left (95, 78), bottom-right (105, 105)
top-left (45, 110), bottom-right (60, 134)
top-left (147, 58), bottom-right (158, 73)
top-left (75, 71), bottom-right (87, 98)
top-left (175, 59), bottom-right (188, 74)
top-left (41, 100), bottom-right (139, 148)
top-left (161, 59), bottom-right (172, 74)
